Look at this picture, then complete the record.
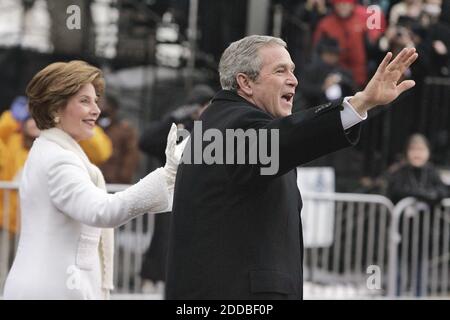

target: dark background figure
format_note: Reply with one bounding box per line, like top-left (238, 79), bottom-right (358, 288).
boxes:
top-left (298, 36), bottom-right (355, 110)
top-left (387, 134), bottom-right (448, 204)
top-left (197, 0), bottom-right (248, 66)
top-left (297, 37), bottom-right (363, 193)
top-left (386, 133), bottom-right (448, 296)
top-left (427, 0), bottom-right (450, 77)
top-left (357, 11), bottom-right (430, 184)
top-left (98, 95), bottom-right (140, 184)
top-left (377, 15), bottom-right (431, 167)
top-left (275, 0), bottom-right (331, 78)
top-left (139, 84), bottom-right (215, 294)
top-left (139, 84), bottom-right (215, 163)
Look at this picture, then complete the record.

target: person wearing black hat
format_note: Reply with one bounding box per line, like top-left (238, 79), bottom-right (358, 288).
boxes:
top-left (299, 36), bottom-right (355, 110)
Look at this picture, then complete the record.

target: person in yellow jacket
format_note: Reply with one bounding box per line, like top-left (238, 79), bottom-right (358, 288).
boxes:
top-left (0, 107), bottom-right (113, 235)
top-left (0, 116), bottom-right (38, 270)
top-left (1, 107), bottom-right (113, 166)
top-left (0, 139), bottom-right (5, 184)
top-left (0, 117), bottom-right (39, 234)
top-left (79, 125), bottom-right (113, 166)
top-left (0, 110), bottom-right (20, 145)
top-left (0, 97), bottom-right (28, 145)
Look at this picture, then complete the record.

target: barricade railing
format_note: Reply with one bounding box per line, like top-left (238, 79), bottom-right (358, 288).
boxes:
top-left (388, 197), bottom-right (450, 298)
top-left (105, 184), bottom-right (155, 294)
top-left (1, 180), bottom-right (449, 299)
top-left (301, 192), bottom-right (394, 299)
top-left (0, 181), bottom-right (20, 293)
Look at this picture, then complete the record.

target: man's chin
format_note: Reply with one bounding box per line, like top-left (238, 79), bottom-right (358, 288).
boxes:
top-left (280, 107), bottom-right (292, 118)
top-left (268, 104), bottom-right (292, 118)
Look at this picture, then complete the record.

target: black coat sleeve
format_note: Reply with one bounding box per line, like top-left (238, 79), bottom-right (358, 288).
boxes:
top-left (222, 99), bottom-right (361, 186)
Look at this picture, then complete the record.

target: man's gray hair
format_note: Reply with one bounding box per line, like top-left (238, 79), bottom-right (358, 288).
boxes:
top-left (219, 35), bottom-right (287, 91)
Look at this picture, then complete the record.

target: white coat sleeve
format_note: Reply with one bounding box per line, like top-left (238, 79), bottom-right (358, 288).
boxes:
top-left (47, 153), bottom-right (172, 228)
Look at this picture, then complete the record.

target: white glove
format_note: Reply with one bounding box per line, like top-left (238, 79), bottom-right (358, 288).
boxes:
top-left (163, 123), bottom-right (188, 188)
top-left (114, 124), bottom-right (185, 217)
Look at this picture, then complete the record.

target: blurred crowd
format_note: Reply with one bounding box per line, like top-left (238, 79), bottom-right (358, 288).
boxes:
top-left (1, 0), bottom-right (449, 295)
top-left (279, 0), bottom-right (450, 195)
top-left (282, 0), bottom-right (449, 90)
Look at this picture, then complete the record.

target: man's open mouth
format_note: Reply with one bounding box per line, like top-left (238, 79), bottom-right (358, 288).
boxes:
top-left (281, 93), bottom-right (294, 103)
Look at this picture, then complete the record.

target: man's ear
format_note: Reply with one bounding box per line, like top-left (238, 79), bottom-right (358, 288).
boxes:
top-left (236, 73), bottom-right (253, 96)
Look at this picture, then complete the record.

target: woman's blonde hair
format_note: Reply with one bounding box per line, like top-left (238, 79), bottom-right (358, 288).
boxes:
top-left (26, 60), bottom-right (105, 130)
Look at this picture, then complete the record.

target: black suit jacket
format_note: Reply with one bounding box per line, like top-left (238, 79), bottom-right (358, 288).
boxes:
top-left (166, 90), bottom-right (360, 299)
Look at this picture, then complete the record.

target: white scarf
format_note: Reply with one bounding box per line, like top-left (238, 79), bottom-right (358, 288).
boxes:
top-left (40, 128), bottom-right (115, 294)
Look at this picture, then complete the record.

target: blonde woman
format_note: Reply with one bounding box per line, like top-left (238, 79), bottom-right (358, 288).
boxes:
top-left (3, 61), bottom-right (181, 299)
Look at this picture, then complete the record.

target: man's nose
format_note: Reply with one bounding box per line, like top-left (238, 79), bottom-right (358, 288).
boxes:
top-left (287, 72), bottom-right (298, 88)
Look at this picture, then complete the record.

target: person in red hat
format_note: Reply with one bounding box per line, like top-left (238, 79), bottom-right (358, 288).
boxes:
top-left (314, 0), bottom-right (386, 88)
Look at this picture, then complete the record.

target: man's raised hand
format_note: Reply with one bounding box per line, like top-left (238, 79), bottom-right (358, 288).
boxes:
top-left (349, 47), bottom-right (419, 115)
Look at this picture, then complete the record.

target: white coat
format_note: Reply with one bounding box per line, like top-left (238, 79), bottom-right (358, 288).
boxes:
top-left (3, 133), bottom-right (172, 299)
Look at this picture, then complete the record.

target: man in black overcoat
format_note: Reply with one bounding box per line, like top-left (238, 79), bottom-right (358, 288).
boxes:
top-left (166, 35), bottom-right (418, 299)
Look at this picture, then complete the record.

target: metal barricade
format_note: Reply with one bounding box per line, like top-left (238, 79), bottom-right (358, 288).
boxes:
top-left (1, 179), bottom-right (449, 299)
top-left (0, 181), bottom-right (20, 292)
top-left (388, 197), bottom-right (450, 298)
top-left (0, 181), bottom-right (155, 295)
top-left (301, 192), bottom-right (395, 299)
top-left (302, 193), bottom-right (450, 299)
top-left (106, 184), bottom-right (155, 294)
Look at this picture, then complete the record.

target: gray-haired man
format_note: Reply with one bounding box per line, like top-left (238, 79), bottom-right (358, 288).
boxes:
top-left (166, 35), bottom-right (417, 299)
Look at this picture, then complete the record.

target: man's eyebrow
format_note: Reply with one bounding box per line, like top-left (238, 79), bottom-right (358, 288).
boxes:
top-left (274, 63), bottom-right (296, 70)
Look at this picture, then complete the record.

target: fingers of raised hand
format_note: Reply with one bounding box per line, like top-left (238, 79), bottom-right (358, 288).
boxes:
top-left (397, 79), bottom-right (416, 94)
top-left (387, 48), bottom-right (407, 71)
top-left (377, 52), bottom-right (392, 73)
top-left (397, 48), bottom-right (417, 71)
top-left (403, 51), bottom-right (418, 70)
top-left (388, 48), bottom-right (416, 72)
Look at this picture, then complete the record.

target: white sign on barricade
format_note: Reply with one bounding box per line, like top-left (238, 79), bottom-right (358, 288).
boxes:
top-left (296, 167), bottom-right (335, 248)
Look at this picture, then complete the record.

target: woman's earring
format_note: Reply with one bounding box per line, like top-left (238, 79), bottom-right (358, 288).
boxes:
top-left (54, 116), bottom-right (60, 124)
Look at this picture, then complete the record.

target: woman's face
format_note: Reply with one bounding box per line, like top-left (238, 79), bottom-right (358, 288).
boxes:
top-left (57, 83), bottom-right (100, 141)
top-left (407, 141), bottom-right (430, 167)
